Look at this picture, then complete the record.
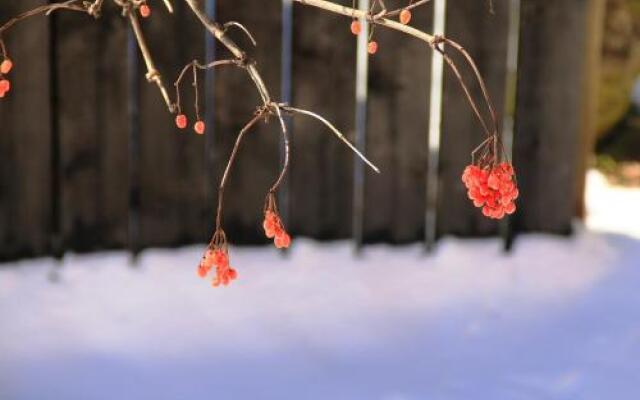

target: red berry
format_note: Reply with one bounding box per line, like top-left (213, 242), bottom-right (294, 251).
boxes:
top-left (400, 9), bottom-right (412, 25)
top-left (368, 41), bottom-right (378, 55)
top-left (175, 114), bottom-right (188, 129)
top-left (275, 233), bottom-right (291, 249)
top-left (194, 121), bottom-right (205, 135)
top-left (140, 4), bottom-right (151, 18)
top-left (0, 59), bottom-right (13, 74)
top-left (264, 222), bottom-right (276, 239)
top-left (228, 269), bottom-right (238, 280)
top-left (350, 20), bottom-right (362, 35)
top-left (0, 79), bottom-right (10, 93)
top-left (505, 202), bottom-right (516, 215)
top-left (487, 173), bottom-right (501, 190)
top-left (197, 264), bottom-right (209, 278)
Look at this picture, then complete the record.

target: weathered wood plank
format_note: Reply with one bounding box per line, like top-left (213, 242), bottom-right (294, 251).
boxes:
top-left (55, 10), bottom-right (129, 252)
top-left (512, 0), bottom-right (590, 233)
top-left (364, 2), bottom-right (433, 243)
top-left (290, 1), bottom-right (357, 240)
top-left (0, 1), bottom-right (52, 260)
top-left (135, 1), bottom-right (209, 247)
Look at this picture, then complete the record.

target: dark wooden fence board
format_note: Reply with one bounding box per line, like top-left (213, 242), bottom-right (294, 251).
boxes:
top-left (512, 0), bottom-right (589, 234)
top-left (55, 11), bottom-right (129, 252)
top-left (365, 2), bottom-right (433, 243)
top-left (136, 1), bottom-right (210, 247)
top-left (290, 2), bottom-right (357, 239)
top-left (0, 1), bottom-right (52, 260)
top-left (437, 0), bottom-right (510, 237)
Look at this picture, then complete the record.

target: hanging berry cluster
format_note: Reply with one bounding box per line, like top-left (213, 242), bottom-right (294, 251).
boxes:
top-left (0, 56), bottom-right (13, 99)
top-left (197, 229), bottom-right (238, 287)
top-left (461, 138), bottom-right (518, 220)
top-left (263, 192), bottom-right (292, 249)
top-left (349, 0), bottom-right (414, 55)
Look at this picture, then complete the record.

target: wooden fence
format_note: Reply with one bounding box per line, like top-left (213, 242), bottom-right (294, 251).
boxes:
top-left (0, 0), bottom-right (597, 261)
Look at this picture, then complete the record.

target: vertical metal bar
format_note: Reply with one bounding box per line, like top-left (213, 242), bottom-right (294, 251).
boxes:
top-left (501, 0), bottom-right (521, 251)
top-left (127, 27), bottom-right (141, 260)
top-left (352, 0), bottom-right (370, 253)
top-left (280, 0), bottom-right (293, 231)
top-left (49, 8), bottom-right (63, 260)
top-left (205, 0), bottom-right (217, 230)
top-left (425, 0), bottom-right (446, 252)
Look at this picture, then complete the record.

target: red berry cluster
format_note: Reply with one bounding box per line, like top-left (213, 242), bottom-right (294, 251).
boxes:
top-left (462, 163), bottom-right (518, 219)
top-left (0, 58), bottom-right (13, 99)
top-left (263, 193), bottom-right (291, 249)
top-left (197, 247), bottom-right (238, 287)
top-left (263, 210), bottom-right (291, 249)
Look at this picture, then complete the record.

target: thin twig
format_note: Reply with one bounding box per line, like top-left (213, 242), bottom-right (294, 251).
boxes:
top-left (216, 109), bottom-right (267, 229)
top-left (173, 59), bottom-right (240, 112)
top-left (282, 106), bottom-right (381, 174)
top-left (223, 21), bottom-right (258, 46)
top-left (127, 9), bottom-right (174, 111)
top-left (384, 0), bottom-right (433, 18)
top-left (294, 0), bottom-right (435, 44)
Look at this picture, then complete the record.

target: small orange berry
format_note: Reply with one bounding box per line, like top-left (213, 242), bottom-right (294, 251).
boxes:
top-left (367, 41), bottom-right (378, 55)
top-left (175, 114), bottom-right (188, 129)
top-left (228, 269), bottom-right (238, 280)
top-left (400, 9), bottom-right (412, 25)
top-left (350, 20), bottom-right (362, 35)
top-left (0, 79), bottom-right (10, 93)
top-left (194, 120), bottom-right (205, 135)
top-left (0, 59), bottom-right (13, 74)
top-left (505, 202), bottom-right (516, 215)
top-left (140, 4), bottom-right (151, 18)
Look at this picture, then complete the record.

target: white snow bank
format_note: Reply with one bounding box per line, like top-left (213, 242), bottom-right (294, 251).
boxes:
top-left (0, 170), bottom-right (638, 400)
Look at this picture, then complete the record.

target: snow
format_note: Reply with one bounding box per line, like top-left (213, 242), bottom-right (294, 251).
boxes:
top-left (1, 170), bottom-right (639, 400)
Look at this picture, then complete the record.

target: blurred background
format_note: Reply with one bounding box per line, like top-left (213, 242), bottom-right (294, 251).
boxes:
top-left (0, 0), bottom-right (639, 399)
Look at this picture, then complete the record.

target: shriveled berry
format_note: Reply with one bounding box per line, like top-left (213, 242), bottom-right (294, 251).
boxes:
top-left (194, 120), bottom-right (205, 135)
top-left (0, 59), bottom-right (13, 74)
top-left (400, 9), bottom-right (412, 25)
top-left (350, 20), bottom-right (362, 35)
top-left (175, 114), bottom-right (188, 129)
top-left (368, 41), bottom-right (379, 55)
top-left (140, 4), bottom-right (151, 18)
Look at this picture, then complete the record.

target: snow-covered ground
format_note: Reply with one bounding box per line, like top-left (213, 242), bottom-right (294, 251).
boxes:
top-left (0, 170), bottom-right (639, 400)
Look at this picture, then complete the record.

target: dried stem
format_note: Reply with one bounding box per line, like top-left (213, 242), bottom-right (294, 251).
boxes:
top-left (127, 8), bottom-right (174, 111)
top-left (173, 59), bottom-right (240, 113)
top-left (216, 109), bottom-right (267, 230)
top-left (0, 0), bottom-right (91, 58)
top-left (384, 0), bottom-right (432, 18)
top-left (295, 0), bottom-right (501, 156)
top-left (282, 106), bottom-right (380, 174)
top-left (295, 0), bottom-right (434, 43)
